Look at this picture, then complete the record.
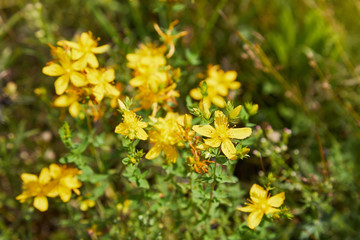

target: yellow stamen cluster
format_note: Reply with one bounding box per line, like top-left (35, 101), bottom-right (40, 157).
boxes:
top-left (16, 164), bottom-right (82, 212)
top-left (42, 32), bottom-right (120, 118)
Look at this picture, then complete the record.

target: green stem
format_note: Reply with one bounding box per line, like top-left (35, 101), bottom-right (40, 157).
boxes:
top-left (206, 161), bottom-right (217, 220)
top-left (86, 115), bottom-right (104, 173)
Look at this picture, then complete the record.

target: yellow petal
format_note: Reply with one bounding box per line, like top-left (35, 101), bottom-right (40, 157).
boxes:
top-left (42, 63), bottom-right (64, 76)
top-left (16, 192), bottom-right (30, 202)
top-left (214, 110), bottom-right (228, 130)
top-left (58, 40), bottom-right (79, 50)
top-left (126, 53), bottom-right (138, 63)
top-left (86, 53), bottom-right (99, 68)
top-left (114, 123), bottom-right (126, 134)
top-left (39, 168), bottom-right (51, 185)
top-left (192, 125), bottom-right (215, 138)
top-left (228, 127), bottom-right (252, 140)
top-left (247, 210), bottom-right (264, 229)
top-left (250, 184), bottom-right (268, 202)
top-left (104, 83), bottom-right (120, 97)
top-left (211, 95), bottom-right (225, 108)
top-left (47, 186), bottom-right (59, 198)
top-left (73, 57), bottom-right (87, 70)
top-left (163, 145), bottom-right (178, 163)
top-left (137, 121), bottom-right (148, 128)
top-left (92, 44), bottom-right (110, 54)
top-left (229, 81), bottom-right (241, 89)
top-left (204, 138), bottom-right (221, 148)
top-left (69, 102), bottom-right (82, 117)
top-left (71, 49), bottom-right (83, 60)
top-left (217, 85), bottom-right (228, 97)
top-left (92, 85), bottom-right (105, 102)
top-left (59, 185), bottom-right (72, 202)
top-left (80, 32), bottom-right (92, 46)
top-left (221, 139), bottom-right (236, 160)
top-left (196, 143), bottom-right (210, 151)
top-left (145, 143), bottom-right (162, 159)
top-left (265, 207), bottom-right (279, 215)
top-left (190, 88), bottom-right (203, 100)
top-left (63, 176), bottom-right (82, 189)
top-left (54, 75), bottom-right (69, 95)
top-left (136, 128), bottom-right (148, 140)
top-left (268, 192), bottom-right (285, 207)
top-left (129, 76), bottom-right (145, 87)
top-left (237, 205), bottom-right (256, 212)
top-left (224, 71), bottom-right (237, 82)
top-left (33, 196), bottom-right (48, 212)
top-left (70, 72), bottom-right (87, 87)
top-left (87, 69), bottom-right (99, 84)
top-left (104, 68), bottom-right (115, 82)
top-left (53, 95), bottom-right (72, 107)
top-left (73, 188), bottom-right (81, 195)
top-left (21, 173), bottom-right (38, 183)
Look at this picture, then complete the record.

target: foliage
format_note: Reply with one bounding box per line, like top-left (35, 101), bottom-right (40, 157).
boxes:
top-left (1, 0), bottom-right (360, 239)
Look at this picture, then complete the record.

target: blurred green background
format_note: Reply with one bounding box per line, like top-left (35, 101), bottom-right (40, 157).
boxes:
top-left (1, 0), bottom-right (360, 239)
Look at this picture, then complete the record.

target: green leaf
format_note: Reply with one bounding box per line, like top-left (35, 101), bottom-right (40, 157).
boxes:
top-left (59, 122), bottom-right (72, 148)
top-left (71, 137), bottom-right (89, 155)
top-left (88, 174), bottom-right (108, 184)
top-left (92, 182), bottom-right (109, 199)
top-left (185, 49), bottom-right (200, 66)
top-left (138, 178), bottom-right (149, 189)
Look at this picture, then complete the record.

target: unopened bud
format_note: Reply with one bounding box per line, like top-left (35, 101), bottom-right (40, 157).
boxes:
top-left (118, 99), bottom-right (127, 111)
top-left (229, 105), bottom-right (242, 120)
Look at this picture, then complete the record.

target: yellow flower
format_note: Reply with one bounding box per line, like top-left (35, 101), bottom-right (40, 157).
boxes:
top-left (42, 50), bottom-right (87, 95)
top-left (145, 113), bottom-right (181, 163)
top-left (192, 110), bottom-right (252, 160)
top-left (115, 110), bottom-right (148, 140)
top-left (238, 184), bottom-right (285, 229)
top-left (58, 31), bottom-right (109, 69)
top-left (126, 43), bottom-right (166, 73)
top-left (154, 20), bottom-right (188, 58)
top-left (16, 167), bottom-right (54, 212)
top-left (48, 164), bottom-right (82, 202)
top-left (206, 65), bottom-right (240, 95)
top-left (53, 91), bottom-right (82, 118)
top-left (87, 68), bottom-right (120, 103)
top-left (190, 65), bottom-right (241, 108)
top-left (126, 43), bottom-right (168, 92)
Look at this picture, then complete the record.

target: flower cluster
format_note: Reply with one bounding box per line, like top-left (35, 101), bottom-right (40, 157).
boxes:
top-left (16, 164), bottom-right (82, 212)
top-left (43, 32), bottom-right (120, 119)
top-left (126, 21), bottom-right (187, 112)
top-left (31, 20), bottom-right (290, 233)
